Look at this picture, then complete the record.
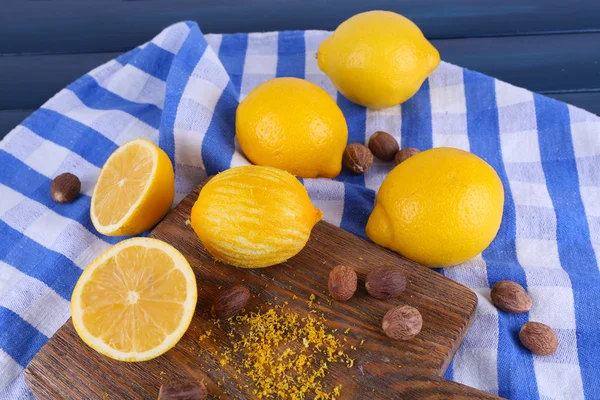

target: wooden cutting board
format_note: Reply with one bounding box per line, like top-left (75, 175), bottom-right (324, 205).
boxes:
top-left (25, 179), bottom-right (500, 399)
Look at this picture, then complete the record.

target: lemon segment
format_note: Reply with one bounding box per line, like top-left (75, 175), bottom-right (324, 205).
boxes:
top-left (236, 77), bottom-right (348, 178)
top-left (318, 10), bottom-right (440, 109)
top-left (91, 138), bottom-right (174, 236)
top-left (191, 166), bottom-right (323, 268)
top-left (71, 237), bottom-right (197, 361)
top-left (366, 147), bottom-right (504, 267)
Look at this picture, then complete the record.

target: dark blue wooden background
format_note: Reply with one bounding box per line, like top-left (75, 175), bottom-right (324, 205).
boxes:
top-left (1, 0), bottom-right (599, 139)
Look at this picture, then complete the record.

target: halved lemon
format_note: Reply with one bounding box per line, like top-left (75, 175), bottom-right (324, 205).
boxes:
top-left (91, 138), bottom-right (174, 236)
top-left (71, 237), bottom-right (197, 361)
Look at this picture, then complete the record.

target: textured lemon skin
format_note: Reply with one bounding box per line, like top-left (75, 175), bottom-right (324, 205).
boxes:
top-left (191, 166), bottom-right (323, 268)
top-left (236, 77), bottom-right (348, 178)
top-left (318, 10), bottom-right (440, 109)
top-left (90, 139), bottom-right (174, 236)
top-left (366, 148), bottom-right (504, 267)
top-left (71, 237), bottom-right (197, 362)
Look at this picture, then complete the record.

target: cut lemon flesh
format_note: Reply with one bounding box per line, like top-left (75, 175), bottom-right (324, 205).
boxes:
top-left (91, 138), bottom-right (174, 236)
top-left (71, 238), bottom-right (197, 361)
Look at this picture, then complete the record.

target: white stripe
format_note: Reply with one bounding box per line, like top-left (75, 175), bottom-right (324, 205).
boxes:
top-left (303, 178), bottom-right (345, 227)
top-left (304, 31), bottom-right (337, 100)
top-left (0, 263), bottom-right (70, 337)
top-left (43, 89), bottom-right (159, 146)
top-left (239, 32), bottom-right (279, 100)
top-left (103, 65), bottom-right (166, 110)
top-left (0, 373), bottom-right (30, 400)
top-left (205, 33), bottom-right (223, 55)
top-left (0, 349), bottom-right (23, 392)
top-left (2, 126), bottom-right (100, 196)
top-left (0, 184), bottom-right (110, 269)
top-left (430, 66), bottom-right (470, 150)
top-left (364, 107), bottom-right (401, 191)
top-left (151, 21), bottom-right (191, 54)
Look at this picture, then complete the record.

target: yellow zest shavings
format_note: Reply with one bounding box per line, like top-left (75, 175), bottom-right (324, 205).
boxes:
top-left (212, 302), bottom-right (348, 399)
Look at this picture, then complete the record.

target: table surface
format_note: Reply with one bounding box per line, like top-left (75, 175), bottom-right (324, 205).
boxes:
top-left (1, 0), bottom-right (599, 139)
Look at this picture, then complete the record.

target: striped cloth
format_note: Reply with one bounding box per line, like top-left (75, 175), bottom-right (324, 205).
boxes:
top-left (1, 21), bottom-right (599, 400)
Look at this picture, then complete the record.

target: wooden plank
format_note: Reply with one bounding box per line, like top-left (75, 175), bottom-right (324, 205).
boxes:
top-left (1, 0), bottom-right (599, 54)
top-left (24, 181), bottom-right (499, 399)
top-left (1, 33), bottom-right (599, 112)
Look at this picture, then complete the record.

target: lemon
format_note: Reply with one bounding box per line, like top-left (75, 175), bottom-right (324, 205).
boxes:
top-left (190, 165), bottom-right (323, 268)
top-left (366, 147), bottom-right (504, 267)
top-left (318, 10), bottom-right (440, 109)
top-left (236, 77), bottom-right (348, 178)
top-left (71, 237), bottom-right (197, 361)
top-left (91, 138), bottom-right (174, 236)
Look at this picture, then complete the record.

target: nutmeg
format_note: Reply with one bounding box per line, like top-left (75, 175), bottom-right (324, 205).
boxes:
top-left (519, 322), bottom-right (558, 355)
top-left (382, 305), bottom-right (422, 340)
top-left (328, 265), bottom-right (357, 301)
top-left (368, 131), bottom-right (399, 161)
top-left (342, 143), bottom-right (374, 174)
top-left (365, 266), bottom-right (407, 299)
top-left (50, 172), bottom-right (81, 204)
top-left (158, 381), bottom-right (207, 400)
top-left (394, 148), bottom-right (420, 165)
top-left (211, 284), bottom-right (251, 319)
top-left (491, 280), bottom-right (532, 314)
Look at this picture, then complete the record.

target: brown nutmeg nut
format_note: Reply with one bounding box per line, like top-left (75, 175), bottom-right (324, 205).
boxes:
top-left (50, 172), bottom-right (81, 204)
top-left (342, 143), bottom-right (374, 174)
top-left (394, 148), bottom-right (420, 165)
top-left (328, 265), bottom-right (357, 301)
top-left (519, 322), bottom-right (558, 355)
top-left (158, 381), bottom-right (207, 400)
top-left (382, 305), bottom-right (422, 340)
top-left (365, 266), bottom-right (407, 299)
top-left (211, 284), bottom-right (251, 319)
top-left (491, 280), bottom-right (532, 314)
top-left (368, 131), bottom-right (399, 161)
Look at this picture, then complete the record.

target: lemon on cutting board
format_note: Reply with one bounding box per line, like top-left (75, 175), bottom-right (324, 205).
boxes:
top-left (90, 138), bottom-right (174, 236)
top-left (366, 147), bottom-right (504, 267)
top-left (318, 10), bottom-right (440, 109)
top-left (71, 237), bottom-right (197, 361)
top-left (236, 77), bottom-right (348, 178)
top-left (190, 165), bottom-right (323, 268)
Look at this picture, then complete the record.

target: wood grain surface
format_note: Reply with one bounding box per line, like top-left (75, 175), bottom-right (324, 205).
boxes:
top-left (25, 181), bottom-right (500, 399)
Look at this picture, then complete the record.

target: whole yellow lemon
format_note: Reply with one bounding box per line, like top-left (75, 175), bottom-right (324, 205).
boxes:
top-left (318, 11), bottom-right (440, 109)
top-left (236, 77), bottom-right (348, 178)
top-left (366, 148), bottom-right (504, 267)
top-left (191, 166), bottom-right (323, 268)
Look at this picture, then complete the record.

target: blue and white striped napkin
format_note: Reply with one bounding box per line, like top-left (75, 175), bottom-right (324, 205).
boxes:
top-left (1, 21), bottom-right (599, 399)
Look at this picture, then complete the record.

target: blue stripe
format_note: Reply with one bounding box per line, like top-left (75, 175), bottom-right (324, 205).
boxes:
top-left (201, 33), bottom-right (248, 174)
top-left (115, 47), bottom-right (142, 65)
top-left (443, 360), bottom-right (454, 381)
top-left (0, 151), bottom-right (121, 245)
top-left (218, 33), bottom-right (248, 97)
top-left (336, 93), bottom-right (370, 236)
top-left (68, 75), bottom-right (162, 130)
top-left (339, 184), bottom-right (375, 240)
top-left (464, 70), bottom-right (538, 399)
top-left (0, 221), bottom-right (81, 301)
top-left (401, 80), bottom-right (433, 151)
top-left (20, 109), bottom-right (117, 168)
top-left (535, 95), bottom-right (600, 398)
top-left (276, 31), bottom-right (305, 78)
top-left (160, 24), bottom-right (208, 164)
top-left (336, 95), bottom-right (366, 186)
top-left (124, 43), bottom-right (174, 82)
top-left (0, 307), bottom-right (48, 367)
